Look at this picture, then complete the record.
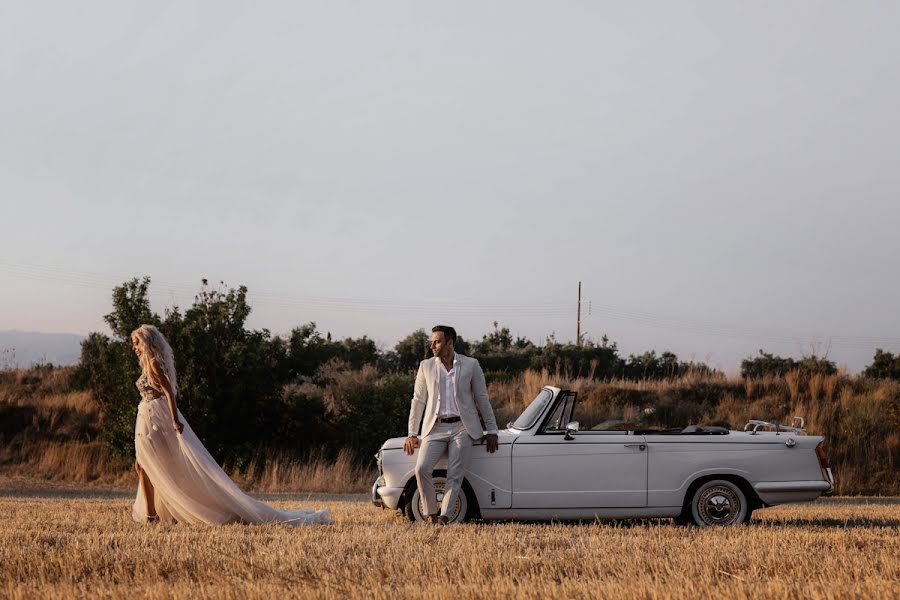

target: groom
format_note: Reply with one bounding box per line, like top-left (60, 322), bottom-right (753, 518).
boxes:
top-left (404, 325), bottom-right (499, 524)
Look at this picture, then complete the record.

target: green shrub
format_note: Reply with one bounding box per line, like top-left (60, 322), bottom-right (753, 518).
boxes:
top-left (863, 349), bottom-right (900, 380)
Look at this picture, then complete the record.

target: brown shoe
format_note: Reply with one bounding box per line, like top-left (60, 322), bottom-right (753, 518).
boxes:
top-left (438, 515), bottom-right (450, 526)
top-left (427, 514), bottom-right (441, 524)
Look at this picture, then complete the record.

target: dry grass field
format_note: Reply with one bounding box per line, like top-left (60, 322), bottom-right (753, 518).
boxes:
top-left (0, 485), bottom-right (897, 600)
top-left (2, 366), bottom-right (898, 598)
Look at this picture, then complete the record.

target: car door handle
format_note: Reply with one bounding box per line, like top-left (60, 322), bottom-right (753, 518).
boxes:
top-left (624, 444), bottom-right (647, 451)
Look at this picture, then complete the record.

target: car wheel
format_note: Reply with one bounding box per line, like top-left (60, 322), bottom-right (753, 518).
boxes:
top-left (403, 473), bottom-right (470, 524)
top-left (688, 479), bottom-right (748, 527)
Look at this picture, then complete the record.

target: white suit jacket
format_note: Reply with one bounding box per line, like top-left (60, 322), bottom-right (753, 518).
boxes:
top-left (407, 353), bottom-right (498, 440)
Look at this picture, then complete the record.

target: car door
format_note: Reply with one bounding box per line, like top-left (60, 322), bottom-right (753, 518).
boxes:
top-left (465, 433), bottom-right (514, 509)
top-left (511, 392), bottom-right (648, 508)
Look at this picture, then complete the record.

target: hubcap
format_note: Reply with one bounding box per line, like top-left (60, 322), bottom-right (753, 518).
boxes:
top-left (706, 494), bottom-right (731, 518)
top-left (697, 485), bottom-right (740, 525)
top-left (415, 479), bottom-right (464, 522)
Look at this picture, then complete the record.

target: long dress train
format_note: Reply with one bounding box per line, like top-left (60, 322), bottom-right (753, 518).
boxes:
top-left (132, 374), bottom-right (331, 525)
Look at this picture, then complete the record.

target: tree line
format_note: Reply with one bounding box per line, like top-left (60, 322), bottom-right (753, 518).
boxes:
top-left (73, 278), bottom-right (900, 467)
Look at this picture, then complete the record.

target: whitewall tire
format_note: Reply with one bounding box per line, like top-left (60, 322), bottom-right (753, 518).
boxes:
top-left (689, 479), bottom-right (748, 527)
top-left (404, 473), bottom-right (470, 523)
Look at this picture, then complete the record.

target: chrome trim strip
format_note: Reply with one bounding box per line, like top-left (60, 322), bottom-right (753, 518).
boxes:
top-left (753, 480), bottom-right (831, 493)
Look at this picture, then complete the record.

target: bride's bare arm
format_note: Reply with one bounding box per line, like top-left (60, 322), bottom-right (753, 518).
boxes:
top-left (148, 359), bottom-right (183, 434)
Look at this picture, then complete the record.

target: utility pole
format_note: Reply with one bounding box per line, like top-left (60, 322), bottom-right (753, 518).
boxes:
top-left (576, 281), bottom-right (582, 346)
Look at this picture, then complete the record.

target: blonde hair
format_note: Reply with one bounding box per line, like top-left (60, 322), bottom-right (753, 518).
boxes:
top-left (131, 324), bottom-right (178, 395)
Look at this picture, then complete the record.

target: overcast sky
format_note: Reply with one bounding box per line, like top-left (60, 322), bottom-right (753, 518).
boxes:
top-left (2, 1), bottom-right (899, 372)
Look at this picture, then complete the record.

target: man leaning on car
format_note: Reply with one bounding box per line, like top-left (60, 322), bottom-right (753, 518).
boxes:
top-left (404, 325), bottom-right (499, 524)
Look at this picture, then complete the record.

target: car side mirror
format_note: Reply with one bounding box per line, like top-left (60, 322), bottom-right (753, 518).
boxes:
top-left (564, 421), bottom-right (580, 441)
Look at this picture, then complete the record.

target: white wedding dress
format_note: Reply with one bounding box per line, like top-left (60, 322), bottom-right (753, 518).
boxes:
top-left (132, 374), bottom-right (331, 525)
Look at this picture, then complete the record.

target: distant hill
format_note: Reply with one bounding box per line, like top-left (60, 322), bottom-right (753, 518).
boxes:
top-left (0, 330), bottom-right (84, 368)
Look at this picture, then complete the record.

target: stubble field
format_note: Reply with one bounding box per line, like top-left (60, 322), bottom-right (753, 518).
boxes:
top-left (0, 485), bottom-right (897, 600)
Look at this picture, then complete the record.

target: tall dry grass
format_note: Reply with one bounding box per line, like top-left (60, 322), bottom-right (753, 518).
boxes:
top-left (232, 449), bottom-right (374, 494)
top-left (3, 365), bottom-right (898, 495)
top-left (0, 440), bottom-right (374, 494)
top-left (0, 367), bottom-right (374, 493)
top-left (808, 372), bottom-right (824, 403)
top-left (785, 369), bottom-right (802, 402)
top-left (0, 495), bottom-right (897, 599)
top-left (0, 440), bottom-right (133, 486)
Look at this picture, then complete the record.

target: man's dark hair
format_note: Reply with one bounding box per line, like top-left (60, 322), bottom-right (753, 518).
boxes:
top-left (432, 325), bottom-right (457, 344)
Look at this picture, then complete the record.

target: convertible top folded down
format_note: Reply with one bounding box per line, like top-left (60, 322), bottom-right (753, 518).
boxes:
top-left (634, 425), bottom-right (730, 435)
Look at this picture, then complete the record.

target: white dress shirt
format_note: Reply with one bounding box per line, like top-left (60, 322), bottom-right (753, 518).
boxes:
top-left (437, 353), bottom-right (460, 417)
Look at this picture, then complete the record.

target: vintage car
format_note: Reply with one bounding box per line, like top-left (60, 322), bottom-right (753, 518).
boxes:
top-left (372, 386), bottom-right (834, 526)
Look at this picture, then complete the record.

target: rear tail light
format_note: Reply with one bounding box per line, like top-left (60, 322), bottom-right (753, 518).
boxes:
top-left (816, 442), bottom-right (834, 492)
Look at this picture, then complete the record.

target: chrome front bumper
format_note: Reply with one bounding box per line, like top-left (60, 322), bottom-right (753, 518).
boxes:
top-left (371, 476), bottom-right (404, 510)
top-left (371, 477), bottom-right (384, 507)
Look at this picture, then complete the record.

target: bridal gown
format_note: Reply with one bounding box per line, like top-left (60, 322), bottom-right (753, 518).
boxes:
top-left (132, 374), bottom-right (331, 525)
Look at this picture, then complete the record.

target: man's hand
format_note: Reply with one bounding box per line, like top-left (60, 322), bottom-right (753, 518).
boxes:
top-left (485, 433), bottom-right (499, 453)
top-left (403, 436), bottom-right (420, 455)
top-left (172, 418), bottom-right (184, 435)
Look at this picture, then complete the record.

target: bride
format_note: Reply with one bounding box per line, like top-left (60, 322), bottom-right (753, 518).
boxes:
top-left (130, 324), bottom-right (331, 525)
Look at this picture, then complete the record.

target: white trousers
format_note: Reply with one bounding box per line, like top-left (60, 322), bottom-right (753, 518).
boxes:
top-left (414, 421), bottom-right (473, 517)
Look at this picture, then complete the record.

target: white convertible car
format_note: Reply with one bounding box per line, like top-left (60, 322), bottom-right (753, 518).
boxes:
top-left (372, 386), bottom-right (834, 526)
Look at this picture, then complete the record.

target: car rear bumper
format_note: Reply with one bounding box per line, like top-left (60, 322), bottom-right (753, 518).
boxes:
top-left (371, 477), bottom-right (403, 510)
top-left (753, 480), bottom-right (832, 505)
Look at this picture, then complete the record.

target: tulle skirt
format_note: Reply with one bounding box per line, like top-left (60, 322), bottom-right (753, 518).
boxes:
top-left (133, 396), bottom-right (331, 526)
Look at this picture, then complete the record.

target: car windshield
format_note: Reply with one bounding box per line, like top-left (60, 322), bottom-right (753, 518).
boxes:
top-left (510, 389), bottom-right (554, 430)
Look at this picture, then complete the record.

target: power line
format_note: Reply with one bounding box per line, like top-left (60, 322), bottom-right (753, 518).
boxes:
top-left (0, 261), bottom-right (570, 316)
top-left (1, 260), bottom-right (898, 351)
